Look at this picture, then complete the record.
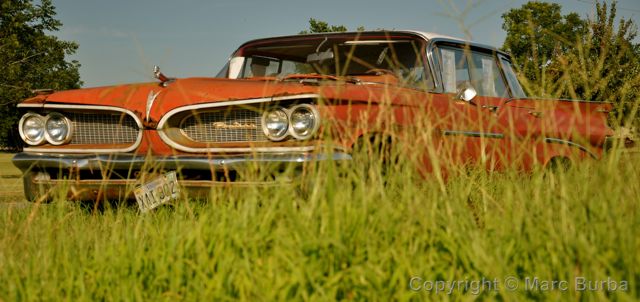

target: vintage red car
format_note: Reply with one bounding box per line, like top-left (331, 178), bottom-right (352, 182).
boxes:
top-left (12, 31), bottom-right (614, 207)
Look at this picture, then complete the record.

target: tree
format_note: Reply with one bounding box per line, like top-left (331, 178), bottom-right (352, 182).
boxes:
top-left (502, 1), bottom-right (640, 127)
top-left (501, 2), bottom-right (587, 96)
top-left (299, 18), bottom-right (348, 34)
top-left (561, 2), bottom-right (640, 127)
top-left (0, 0), bottom-right (81, 149)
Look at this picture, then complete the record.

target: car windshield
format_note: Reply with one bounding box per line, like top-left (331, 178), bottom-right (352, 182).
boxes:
top-left (221, 35), bottom-right (434, 90)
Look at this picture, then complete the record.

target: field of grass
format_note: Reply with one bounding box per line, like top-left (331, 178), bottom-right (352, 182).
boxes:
top-left (0, 149), bottom-right (638, 301)
top-left (0, 153), bottom-right (25, 203)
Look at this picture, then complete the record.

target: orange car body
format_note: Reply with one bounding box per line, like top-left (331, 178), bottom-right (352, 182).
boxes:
top-left (12, 31), bottom-right (614, 201)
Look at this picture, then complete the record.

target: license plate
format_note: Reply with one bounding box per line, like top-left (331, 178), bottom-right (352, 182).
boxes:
top-left (134, 171), bottom-right (180, 212)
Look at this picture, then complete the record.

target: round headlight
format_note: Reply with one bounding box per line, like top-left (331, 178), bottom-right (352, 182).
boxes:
top-left (289, 104), bottom-right (319, 140)
top-left (44, 112), bottom-right (72, 145)
top-left (19, 113), bottom-right (46, 146)
top-left (262, 108), bottom-right (289, 141)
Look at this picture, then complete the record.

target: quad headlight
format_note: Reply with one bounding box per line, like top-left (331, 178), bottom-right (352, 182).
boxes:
top-left (261, 104), bottom-right (320, 141)
top-left (18, 112), bottom-right (73, 146)
top-left (44, 112), bottom-right (73, 145)
top-left (262, 107), bottom-right (289, 141)
top-left (289, 104), bottom-right (319, 140)
top-left (19, 113), bottom-right (46, 145)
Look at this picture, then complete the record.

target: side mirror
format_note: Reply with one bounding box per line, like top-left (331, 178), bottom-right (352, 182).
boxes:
top-left (456, 82), bottom-right (477, 103)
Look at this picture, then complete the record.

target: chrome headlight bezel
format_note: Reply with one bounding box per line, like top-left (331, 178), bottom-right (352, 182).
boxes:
top-left (44, 112), bottom-right (73, 145)
top-left (288, 104), bottom-right (320, 140)
top-left (261, 107), bottom-right (290, 141)
top-left (18, 112), bottom-right (46, 146)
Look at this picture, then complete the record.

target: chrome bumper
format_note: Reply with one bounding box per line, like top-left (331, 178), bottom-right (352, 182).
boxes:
top-left (12, 152), bottom-right (352, 173)
top-left (13, 152), bottom-right (352, 201)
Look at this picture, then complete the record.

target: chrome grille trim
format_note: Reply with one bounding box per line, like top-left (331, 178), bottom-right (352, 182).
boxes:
top-left (179, 108), bottom-right (268, 143)
top-left (69, 112), bottom-right (139, 145)
top-left (157, 94), bottom-right (320, 153)
top-left (20, 104), bottom-right (143, 153)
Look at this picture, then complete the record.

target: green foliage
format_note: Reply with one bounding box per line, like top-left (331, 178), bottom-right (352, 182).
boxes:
top-left (502, 1), bottom-right (640, 127)
top-left (565, 2), bottom-right (640, 127)
top-left (502, 2), bottom-right (587, 95)
top-left (0, 152), bottom-right (639, 300)
top-left (0, 0), bottom-right (81, 149)
top-left (299, 18), bottom-right (349, 34)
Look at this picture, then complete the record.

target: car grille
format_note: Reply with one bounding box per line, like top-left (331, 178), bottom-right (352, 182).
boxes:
top-left (68, 112), bottom-right (139, 145)
top-left (180, 108), bottom-right (268, 143)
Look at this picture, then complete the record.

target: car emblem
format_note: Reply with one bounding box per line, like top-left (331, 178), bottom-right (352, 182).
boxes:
top-left (146, 90), bottom-right (161, 122)
top-left (211, 122), bottom-right (257, 130)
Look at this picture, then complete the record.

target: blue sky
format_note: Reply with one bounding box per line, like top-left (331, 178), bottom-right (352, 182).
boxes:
top-left (51, 0), bottom-right (640, 88)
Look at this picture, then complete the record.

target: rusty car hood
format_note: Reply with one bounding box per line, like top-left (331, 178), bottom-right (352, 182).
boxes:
top-left (21, 77), bottom-right (409, 124)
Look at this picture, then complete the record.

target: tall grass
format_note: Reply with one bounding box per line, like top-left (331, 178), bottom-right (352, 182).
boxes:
top-left (0, 148), bottom-right (638, 301)
top-left (2, 2), bottom-right (639, 299)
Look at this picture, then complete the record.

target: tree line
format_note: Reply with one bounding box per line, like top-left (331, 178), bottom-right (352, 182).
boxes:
top-left (502, 1), bottom-right (640, 128)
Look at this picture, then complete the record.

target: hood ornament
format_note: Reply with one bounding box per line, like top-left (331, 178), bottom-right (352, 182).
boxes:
top-left (153, 65), bottom-right (175, 87)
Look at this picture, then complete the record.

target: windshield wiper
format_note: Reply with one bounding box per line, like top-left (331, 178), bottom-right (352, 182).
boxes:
top-left (278, 74), bottom-right (361, 84)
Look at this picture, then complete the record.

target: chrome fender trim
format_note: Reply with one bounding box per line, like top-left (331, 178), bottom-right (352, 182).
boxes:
top-left (442, 130), bottom-right (505, 139)
top-left (543, 137), bottom-right (598, 159)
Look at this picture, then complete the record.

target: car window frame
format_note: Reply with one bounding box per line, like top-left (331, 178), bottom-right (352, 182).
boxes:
top-left (430, 41), bottom-right (513, 99)
top-left (467, 50), bottom-right (509, 98)
top-left (496, 54), bottom-right (527, 99)
top-left (436, 46), bottom-right (471, 93)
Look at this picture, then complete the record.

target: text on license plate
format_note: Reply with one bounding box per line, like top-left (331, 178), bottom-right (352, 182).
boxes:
top-left (134, 171), bottom-right (180, 212)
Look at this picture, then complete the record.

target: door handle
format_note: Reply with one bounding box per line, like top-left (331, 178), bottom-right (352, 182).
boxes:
top-left (528, 111), bottom-right (543, 118)
top-left (481, 105), bottom-right (499, 113)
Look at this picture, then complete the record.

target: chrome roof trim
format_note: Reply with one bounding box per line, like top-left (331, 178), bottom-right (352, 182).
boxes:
top-left (236, 30), bottom-right (507, 57)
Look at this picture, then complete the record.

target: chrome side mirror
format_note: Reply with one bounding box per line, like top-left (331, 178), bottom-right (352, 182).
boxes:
top-left (456, 82), bottom-right (477, 103)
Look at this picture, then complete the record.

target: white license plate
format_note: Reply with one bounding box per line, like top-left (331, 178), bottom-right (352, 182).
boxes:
top-left (134, 171), bottom-right (180, 212)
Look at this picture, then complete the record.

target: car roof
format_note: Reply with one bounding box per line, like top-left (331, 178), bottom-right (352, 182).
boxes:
top-left (237, 30), bottom-right (510, 58)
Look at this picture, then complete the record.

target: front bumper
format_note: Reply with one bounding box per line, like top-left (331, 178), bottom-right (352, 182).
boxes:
top-left (13, 152), bottom-right (352, 172)
top-left (13, 151), bottom-right (352, 200)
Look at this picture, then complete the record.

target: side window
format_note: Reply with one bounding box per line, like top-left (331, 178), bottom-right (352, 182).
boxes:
top-left (439, 47), bottom-right (470, 93)
top-left (439, 46), bottom-right (509, 98)
top-left (468, 51), bottom-right (508, 98)
top-left (500, 58), bottom-right (527, 98)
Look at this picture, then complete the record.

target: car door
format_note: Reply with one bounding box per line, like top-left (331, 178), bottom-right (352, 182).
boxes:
top-left (490, 55), bottom-right (542, 169)
top-left (435, 45), bottom-right (513, 169)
